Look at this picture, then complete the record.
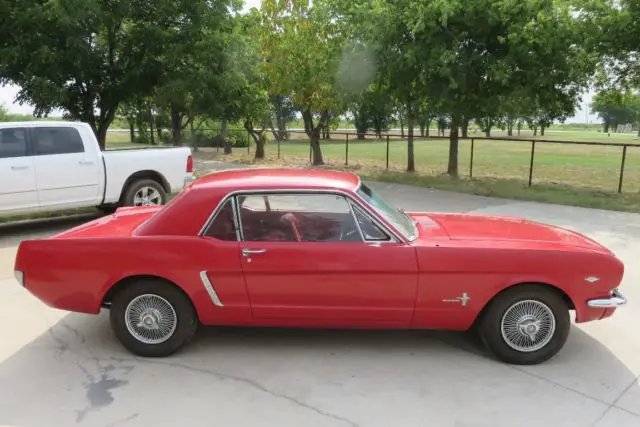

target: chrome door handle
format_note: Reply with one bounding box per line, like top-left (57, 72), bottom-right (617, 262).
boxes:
top-left (11, 165), bottom-right (28, 170)
top-left (242, 248), bottom-right (267, 256)
top-left (78, 160), bottom-right (94, 165)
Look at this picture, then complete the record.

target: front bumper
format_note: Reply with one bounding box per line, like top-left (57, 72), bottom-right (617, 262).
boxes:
top-left (587, 288), bottom-right (628, 308)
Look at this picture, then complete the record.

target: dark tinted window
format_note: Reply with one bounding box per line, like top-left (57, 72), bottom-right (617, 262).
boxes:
top-left (204, 199), bottom-right (237, 241)
top-left (34, 127), bottom-right (84, 155)
top-left (0, 128), bottom-right (28, 158)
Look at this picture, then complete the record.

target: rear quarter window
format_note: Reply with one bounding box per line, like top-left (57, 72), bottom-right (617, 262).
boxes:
top-left (0, 128), bottom-right (28, 158)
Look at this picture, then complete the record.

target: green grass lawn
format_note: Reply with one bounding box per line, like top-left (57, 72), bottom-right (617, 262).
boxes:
top-left (192, 130), bottom-right (640, 212)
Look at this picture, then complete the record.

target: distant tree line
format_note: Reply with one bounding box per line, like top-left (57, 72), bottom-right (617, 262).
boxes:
top-left (0, 0), bottom-right (638, 176)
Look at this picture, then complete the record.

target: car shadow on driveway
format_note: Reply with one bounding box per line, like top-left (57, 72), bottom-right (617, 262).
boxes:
top-left (0, 311), bottom-right (636, 427)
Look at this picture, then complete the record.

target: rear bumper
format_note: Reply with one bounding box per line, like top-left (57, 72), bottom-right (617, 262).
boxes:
top-left (587, 288), bottom-right (628, 308)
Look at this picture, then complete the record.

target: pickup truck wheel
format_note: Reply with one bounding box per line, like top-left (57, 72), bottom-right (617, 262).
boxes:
top-left (123, 179), bottom-right (167, 207)
top-left (478, 284), bottom-right (570, 365)
top-left (109, 280), bottom-right (198, 357)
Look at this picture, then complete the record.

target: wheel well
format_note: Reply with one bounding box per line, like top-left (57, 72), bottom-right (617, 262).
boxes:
top-left (474, 282), bottom-right (575, 326)
top-left (120, 170), bottom-right (171, 202)
top-left (101, 275), bottom-right (198, 317)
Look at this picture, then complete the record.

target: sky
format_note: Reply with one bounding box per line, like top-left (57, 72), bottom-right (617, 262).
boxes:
top-left (0, 0), bottom-right (600, 124)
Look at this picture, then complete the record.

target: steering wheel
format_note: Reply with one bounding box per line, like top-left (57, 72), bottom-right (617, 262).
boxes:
top-left (280, 213), bottom-right (302, 242)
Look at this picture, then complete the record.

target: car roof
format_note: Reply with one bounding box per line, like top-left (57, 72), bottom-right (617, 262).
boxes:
top-left (192, 168), bottom-right (361, 193)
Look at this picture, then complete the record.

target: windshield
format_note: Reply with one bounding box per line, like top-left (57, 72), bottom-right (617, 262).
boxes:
top-left (356, 183), bottom-right (417, 241)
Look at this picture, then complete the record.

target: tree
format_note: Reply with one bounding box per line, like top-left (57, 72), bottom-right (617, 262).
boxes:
top-left (152, 1), bottom-right (240, 145)
top-left (400, 0), bottom-right (594, 176)
top-left (579, 0), bottom-right (640, 89)
top-left (260, 0), bottom-right (347, 165)
top-left (590, 89), bottom-right (637, 133)
top-left (0, 0), bottom-right (235, 149)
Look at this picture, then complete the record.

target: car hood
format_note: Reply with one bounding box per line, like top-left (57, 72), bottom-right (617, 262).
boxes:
top-left (410, 212), bottom-right (613, 253)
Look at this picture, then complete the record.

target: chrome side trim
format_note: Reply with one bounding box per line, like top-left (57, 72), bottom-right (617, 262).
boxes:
top-left (197, 188), bottom-right (405, 243)
top-left (199, 271), bottom-right (224, 307)
top-left (587, 288), bottom-right (627, 308)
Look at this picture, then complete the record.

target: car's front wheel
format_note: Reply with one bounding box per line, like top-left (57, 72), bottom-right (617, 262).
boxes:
top-left (109, 279), bottom-right (198, 357)
top-left (478, 284), bottom-right (570, 365)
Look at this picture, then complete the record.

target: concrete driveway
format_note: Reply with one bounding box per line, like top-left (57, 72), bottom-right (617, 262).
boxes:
top-left (0, 180), bottom-right (639, 427)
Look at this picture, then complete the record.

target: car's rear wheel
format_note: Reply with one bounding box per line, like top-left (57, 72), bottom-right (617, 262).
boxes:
top-left (478, 284), bottom-right (570, 365)
top-left (122, 179), bottom-right (167, 207)
top-left (109, 279), bottom-right (198, 357)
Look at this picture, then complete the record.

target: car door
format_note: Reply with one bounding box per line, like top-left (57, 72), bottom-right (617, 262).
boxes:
top-left (0, 127), bottom-right (38, 213)
top-left (32, 126), bottom-right (102, 209)
top-left (236, 192), bottom-right (419, 324)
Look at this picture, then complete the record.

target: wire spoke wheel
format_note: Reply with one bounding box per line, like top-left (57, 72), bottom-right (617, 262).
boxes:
top-left (500, 299), bottom-right (556, 353)
top-left (125, 294), bottom-right (178, 345)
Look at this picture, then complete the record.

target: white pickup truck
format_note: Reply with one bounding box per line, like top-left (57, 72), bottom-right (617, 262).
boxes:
top-left (0, 121), bottom-right (195, 216)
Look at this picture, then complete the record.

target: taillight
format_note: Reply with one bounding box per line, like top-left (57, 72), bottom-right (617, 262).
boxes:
top-left (186, 155), bottom-right (194, 173)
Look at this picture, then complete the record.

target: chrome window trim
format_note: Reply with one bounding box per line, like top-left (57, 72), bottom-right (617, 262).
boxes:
top-left (350, 201), bottom-right (392, 242)
top-left (198, 188), bottom-right (405, 243)
top-left (198, 197), bottom-right (240, 242)
top-left (352, 181), bottom-right (416, 242)
top-left (199, 270), bottom-right (224, 307)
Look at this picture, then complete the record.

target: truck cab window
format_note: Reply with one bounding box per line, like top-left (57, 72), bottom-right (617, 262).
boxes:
top-left (0, 128), bottom-right (28, 158)
top-left (34, 127), bottom-right (85, 155)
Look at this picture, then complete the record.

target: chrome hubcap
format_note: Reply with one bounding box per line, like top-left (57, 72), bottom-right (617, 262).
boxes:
top-left (500, 300), bottom-right (556, 353)
top-left (133, 187), bottom-right (162, 206)
top-left (125, 294), bottom-right (177, 344)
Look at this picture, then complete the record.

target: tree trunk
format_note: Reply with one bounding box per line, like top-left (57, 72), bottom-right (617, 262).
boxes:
top-left (157, 125), bottom-right (162, 141)
top-left (221, 120), bottom-right (232, 154)
top-left (302, 109), bottom-right (324, 165)
top-left (461, 118), bottom-right (469, 138)
top-left (399, 116), bottom-right (405, 138)
top-left (310, 131), bottom-right (324, 165)
top-left (517, 121), bottom-right (522, 136)
top-left (96, 125), bottom-right (108, 151)
top-left (129, 123), bottom-right (135, 143)
top-left (425, 119), bottom-right (431, 136)
top-left (485, 129), bottom-right (491, 137)
top-left (603, 121), bottom-right (610, 133)
top-left (253, 132), bottom-right (266, 159)
top-left (447, 116), bottom-right (460, 177)
top-left (540, 125), bottom-right (545, 136)
top-left (507, 120), bottom-right (513, 136)
top-left (406, 101), bottom-right (415, 172)
top-left (170, 105), bottom-right (182, 146)
top-left (419, 122), bottom-right (425, 137)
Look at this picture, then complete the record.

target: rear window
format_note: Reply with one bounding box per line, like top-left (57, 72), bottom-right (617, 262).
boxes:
top-left (33, 127), bottom-right (84, 155)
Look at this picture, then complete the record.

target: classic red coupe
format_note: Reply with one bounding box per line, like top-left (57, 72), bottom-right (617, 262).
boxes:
top-left (14, 168), bottom-right (627, 364)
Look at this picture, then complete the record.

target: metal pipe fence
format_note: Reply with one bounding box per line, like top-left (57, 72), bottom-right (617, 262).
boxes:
top-left (183, 127), bottom-right (640, 194)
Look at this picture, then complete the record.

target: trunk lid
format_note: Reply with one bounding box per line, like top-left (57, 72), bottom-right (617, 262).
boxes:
top-left (52, 206), bottom-right (162, 239)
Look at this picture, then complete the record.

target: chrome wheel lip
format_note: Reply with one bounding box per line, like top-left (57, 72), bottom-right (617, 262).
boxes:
top-left (500, 299), bottom-right (556, 353)
top-left (125, 294), bottom-right (178, 345)
top-left (133, 186), bottom-right (163, 206)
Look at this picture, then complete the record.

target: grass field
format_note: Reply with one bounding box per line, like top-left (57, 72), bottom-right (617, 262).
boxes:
top-left (102, 128), bottom-right (640, 212)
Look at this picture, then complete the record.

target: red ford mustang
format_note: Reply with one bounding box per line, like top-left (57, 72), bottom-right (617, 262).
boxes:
top-left (14, 168), bottom-right (627, 364)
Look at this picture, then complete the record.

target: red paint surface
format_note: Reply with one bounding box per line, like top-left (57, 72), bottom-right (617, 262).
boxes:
top-left (14, 168), bottom-right (625, 331)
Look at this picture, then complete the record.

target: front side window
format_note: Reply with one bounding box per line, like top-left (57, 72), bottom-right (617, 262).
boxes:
top-left (0, 128), bottom-right (28, 159)
top-left (237, 193), bottom-right (362, 242)
top-left (356, 183), bottom-right (417, 241)
top-left (33, 127), bottom-right (84, 155)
